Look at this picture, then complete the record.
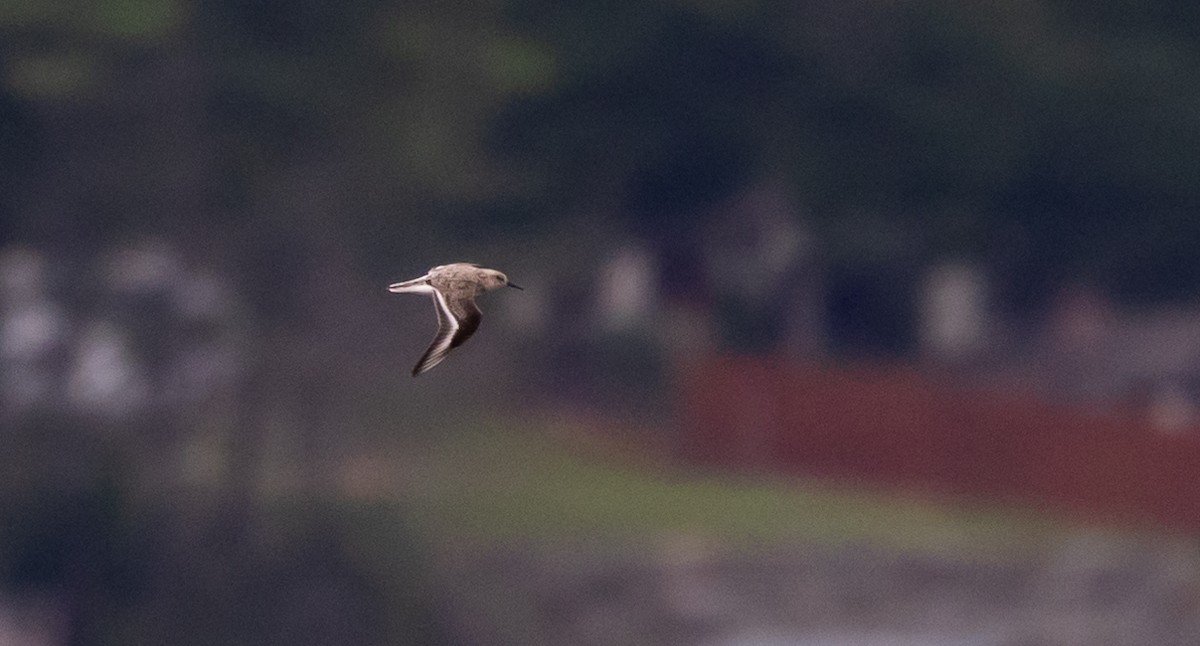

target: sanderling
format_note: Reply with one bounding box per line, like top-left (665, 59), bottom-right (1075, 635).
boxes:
top-left (388, 263), bottom-right (523, 376)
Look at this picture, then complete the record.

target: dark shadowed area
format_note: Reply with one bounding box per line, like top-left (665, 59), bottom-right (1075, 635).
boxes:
top-left (4, 1), bottom-right (1200, 644)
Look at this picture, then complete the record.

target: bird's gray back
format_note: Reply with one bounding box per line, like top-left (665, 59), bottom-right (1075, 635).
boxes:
top-left (430, 276), bottom-right (480, 298)
top-left (429, 264), bottom-right (485, 299)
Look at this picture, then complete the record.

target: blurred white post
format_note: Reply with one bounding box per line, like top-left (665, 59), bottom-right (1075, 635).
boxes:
top-left (919, 262), bottom-right (988, 362)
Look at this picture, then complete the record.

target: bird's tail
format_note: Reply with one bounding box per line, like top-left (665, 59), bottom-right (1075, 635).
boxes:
top-left (387, 275), bottom-right (431, 293)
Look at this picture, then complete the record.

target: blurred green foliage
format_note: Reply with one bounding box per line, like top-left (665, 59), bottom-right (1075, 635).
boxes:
top-left (0, 454), bottom-right (448, 645)
top-left (2, 0), bottom-right (1199, 302)
top-left (408, 423), bottom-right (1087, 552)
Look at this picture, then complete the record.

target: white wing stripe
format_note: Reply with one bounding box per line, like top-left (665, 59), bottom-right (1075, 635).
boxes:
top-left (413, 289), bottom-right (460, 375)
top-left (387, 275), bottom-right (433, 293)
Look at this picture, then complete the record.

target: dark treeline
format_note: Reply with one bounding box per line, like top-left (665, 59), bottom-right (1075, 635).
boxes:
top-left (3, 0), bottom-right (1200, 306)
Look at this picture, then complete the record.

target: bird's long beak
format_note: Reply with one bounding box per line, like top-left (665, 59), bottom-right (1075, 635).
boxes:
top-left (508, 282), bottom-right (524, 290)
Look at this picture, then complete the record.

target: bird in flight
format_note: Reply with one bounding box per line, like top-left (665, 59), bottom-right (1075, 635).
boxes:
top-left (388, 263), bottom-right (523, 376)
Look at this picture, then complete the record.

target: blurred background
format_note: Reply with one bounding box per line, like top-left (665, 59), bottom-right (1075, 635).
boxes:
top-left (4, 0), bottom-right (1200, 644)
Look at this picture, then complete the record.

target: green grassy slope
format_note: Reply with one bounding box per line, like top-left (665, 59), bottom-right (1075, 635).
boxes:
top-left (396, 424), bottom-right (1108, 556)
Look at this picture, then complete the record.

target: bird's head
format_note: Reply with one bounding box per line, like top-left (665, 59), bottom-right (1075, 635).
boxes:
top-left (480, 269), bottom-right (523, 291)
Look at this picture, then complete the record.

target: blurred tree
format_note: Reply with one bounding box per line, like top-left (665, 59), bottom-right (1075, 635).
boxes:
top-left (0, 88), bottom-right (38, 244)
top-left (487, 0), bottom-right (1200, 308)
top-left (4, 0), bottom-right (1200, 305)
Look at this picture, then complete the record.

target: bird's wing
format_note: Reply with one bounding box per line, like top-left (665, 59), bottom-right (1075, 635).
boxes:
top-left (446, 298), bottom-right (482, 349)
top-left (412, 291), bottom-right (482, 376)
top-left (387, 275), bottom-right (432, 293)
